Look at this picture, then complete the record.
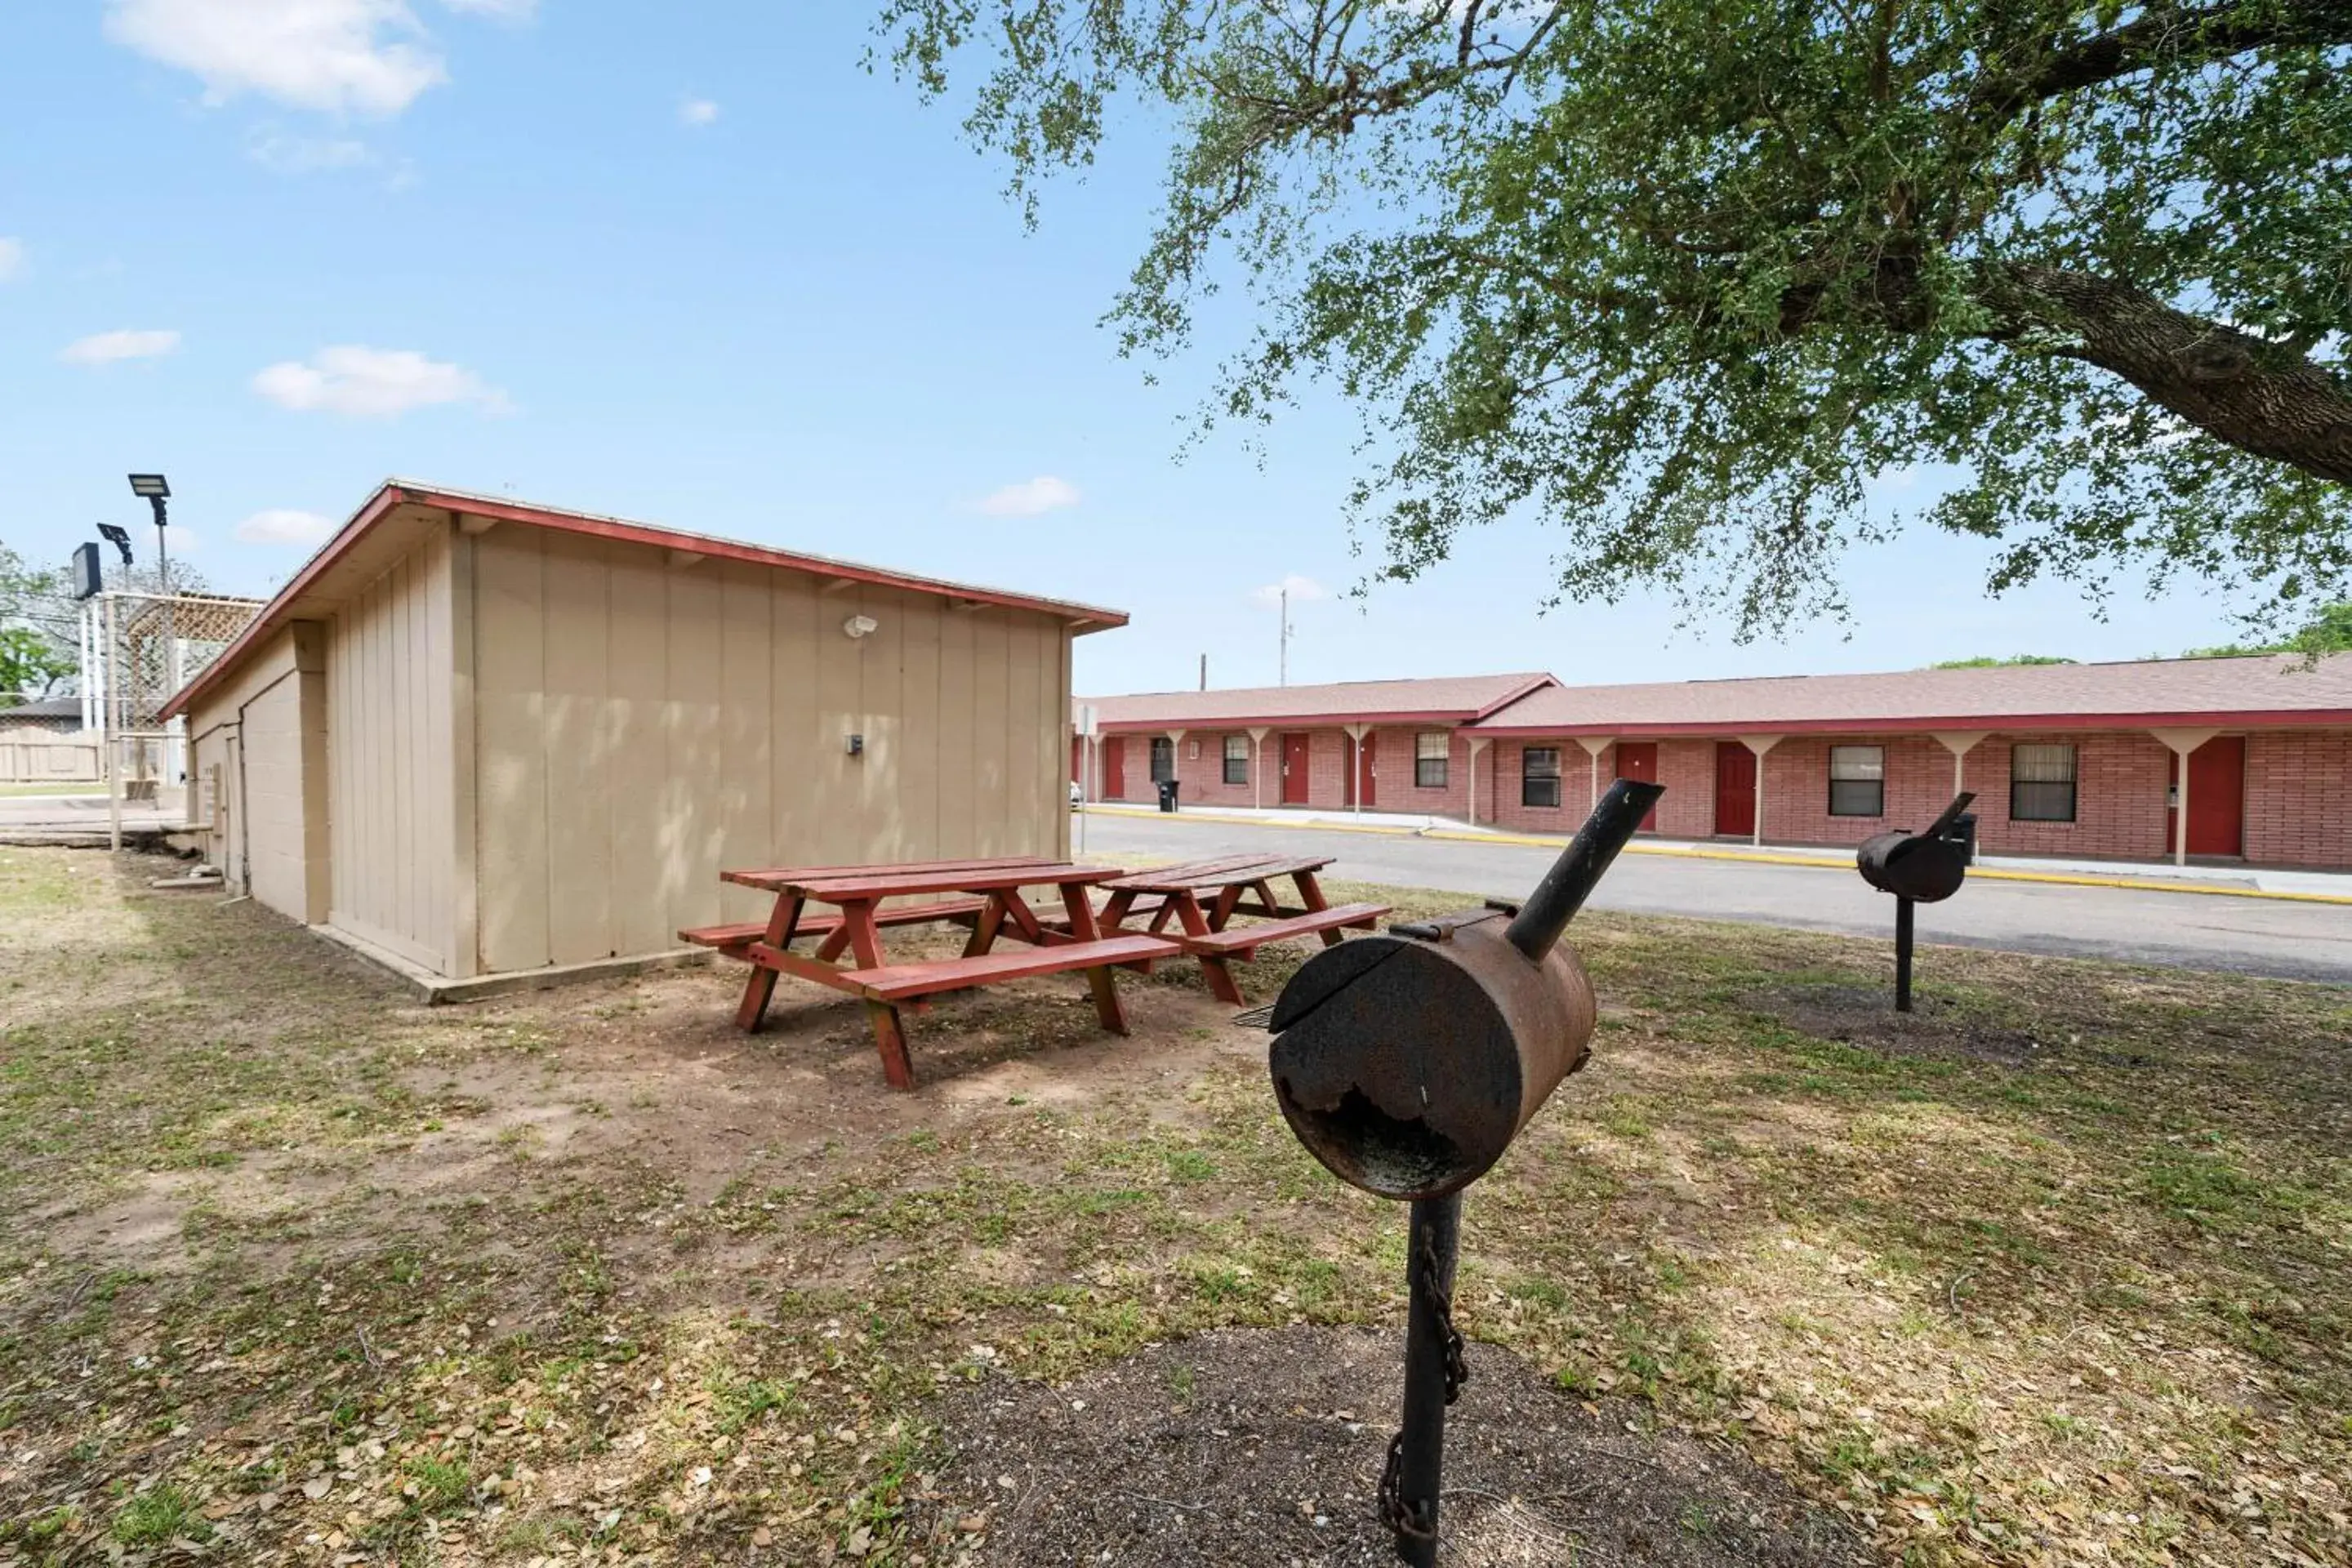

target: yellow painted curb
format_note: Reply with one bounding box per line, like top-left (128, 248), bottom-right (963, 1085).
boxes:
top-left (1079, 807), bottom-right (2352, 906)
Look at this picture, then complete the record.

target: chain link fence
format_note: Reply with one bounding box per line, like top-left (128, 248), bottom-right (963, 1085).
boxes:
top-left (82, 591), bottom-right (261, 837)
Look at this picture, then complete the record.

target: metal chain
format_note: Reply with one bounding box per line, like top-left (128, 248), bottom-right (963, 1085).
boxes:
top-left (1377, 1226), bottom-right (1470, 1541)
top-left (1419, 1227), bottom-right (1468, 1405)
top-left (1377, 1432), bottom-right (1434, 1541)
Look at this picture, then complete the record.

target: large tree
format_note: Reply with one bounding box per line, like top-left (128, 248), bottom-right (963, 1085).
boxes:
top-left (878, 0), bottom-right (2352, 634)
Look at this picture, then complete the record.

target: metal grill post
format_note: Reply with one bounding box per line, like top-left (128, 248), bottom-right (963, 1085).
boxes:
top-left (1387, 1192), bottom-right (1462, 1566)
top-left (1895, 896), bottom-right (1915, 1013)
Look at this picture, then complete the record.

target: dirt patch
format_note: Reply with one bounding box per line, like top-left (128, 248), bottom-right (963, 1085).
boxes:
top-left (1763, 982), bottom-right (2051, 1067)
top-left (911, 1325), bottom-right (1868, 1566)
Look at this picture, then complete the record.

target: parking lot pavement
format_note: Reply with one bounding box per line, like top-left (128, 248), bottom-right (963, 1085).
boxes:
top-left (1082, 812), bottom-right (2352, 985)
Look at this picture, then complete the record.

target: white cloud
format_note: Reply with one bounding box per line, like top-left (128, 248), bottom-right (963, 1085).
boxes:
top-left (977, 475), bottom-right (1080, 517)
top-left (0, 238), bottom-right (24, 282)
top-left (1252, 573), bottom-right (1328, 607)
top-left (679, 97), bottom-right (719, 127)
top-left (247, 130), bottom-right (375, 172)
top-left (234, 508), bottom-right (336, 545)
top-left (252, 345), bottom-right (510, 417)
top-left (60, 329), bottom-right (182, 365)
top-left (441, 0), bottom-right (535, 16)
top-left (104, 0), bottom-right (449, 116)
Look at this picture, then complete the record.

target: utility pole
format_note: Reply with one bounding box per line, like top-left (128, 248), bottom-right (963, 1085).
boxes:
top-left (1279, 587), bottom-right (1290, 687)
top-left (1198, 653), bottom-right (1207, 692)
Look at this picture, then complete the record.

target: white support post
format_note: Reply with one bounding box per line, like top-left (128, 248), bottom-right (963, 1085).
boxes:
top-left (1466, 736), bottom-right (1490, 826)
top-left (103, 594), bottom-right (121, 853)
top-left (1342, 723), bottom-right (1370, 814)
top-left (2149, 728), bottom-right (2221, 868)
top-left (1742, 735), bottom-right (1784, 847)
top-left (1575, 736), bottom-right (1613, 815)
top-left (1249, 726), bottom-right (1272, 810)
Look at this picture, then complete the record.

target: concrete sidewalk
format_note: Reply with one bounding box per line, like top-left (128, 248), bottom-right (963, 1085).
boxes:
top-left (1084, 803), bottom-right (2352, 904)
top-left (0, 792), bottom-right (183, 843)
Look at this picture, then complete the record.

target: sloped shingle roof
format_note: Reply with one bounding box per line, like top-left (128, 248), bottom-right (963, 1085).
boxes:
top-left (1080, 673), bottom-right (1557, 730)
top-left (1468, 653), bottom-right (2352, 736)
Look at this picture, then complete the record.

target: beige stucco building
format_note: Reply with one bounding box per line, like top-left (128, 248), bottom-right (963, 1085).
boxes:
top-left (162, 481), bottom-right (1124, 991)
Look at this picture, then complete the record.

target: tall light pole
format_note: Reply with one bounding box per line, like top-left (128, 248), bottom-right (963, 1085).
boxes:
top-left (127, 474), bottom-right (170, 595)
top-left (127, 474), bottom-right (174, 791)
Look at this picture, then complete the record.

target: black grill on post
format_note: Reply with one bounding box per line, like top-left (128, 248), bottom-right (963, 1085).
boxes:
top-left (1266, 777), bottom-right (1665, 1564)
top-left (1855, 791), bottom-right (1977, 1011)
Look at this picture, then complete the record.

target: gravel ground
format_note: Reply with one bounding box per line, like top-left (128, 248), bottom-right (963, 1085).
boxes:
top-left (911, 1325), bottom-right (1869, 1566)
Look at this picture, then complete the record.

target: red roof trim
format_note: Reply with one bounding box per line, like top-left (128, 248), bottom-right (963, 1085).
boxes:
top-left (398, 487), bottom-right (1128, 628)
top-left (162, 482), bottom-right (1126, 720)
top-left (158, 484), bottom-right (407, 720)
top-left (1468, 709), bottom-right (2352, 737)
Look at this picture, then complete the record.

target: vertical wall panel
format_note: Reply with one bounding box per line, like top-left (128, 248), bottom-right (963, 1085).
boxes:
top-left (474, 529), bottom-right (550, 973)
top-left (936, 608), bottom-right (978, 859)
top-left (325, 527), bottom-right (454, 970)
top-left (542, 533), bottom-right (615, 965)
top-left (455, 529), bottom-right (1080, 975)
top-left (665, 561), bottom-right (724, 942)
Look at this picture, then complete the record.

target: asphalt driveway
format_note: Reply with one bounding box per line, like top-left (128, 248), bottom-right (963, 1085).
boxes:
top-left (1082, 813), bottom-right (2352, 985)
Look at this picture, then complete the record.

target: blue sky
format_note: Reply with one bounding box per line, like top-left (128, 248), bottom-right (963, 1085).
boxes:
top-left (0, 2), bottom-right (2256, 697)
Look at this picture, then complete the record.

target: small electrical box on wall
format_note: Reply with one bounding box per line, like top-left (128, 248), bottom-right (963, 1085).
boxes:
top-left (847, 734), bottom-right (865, 757)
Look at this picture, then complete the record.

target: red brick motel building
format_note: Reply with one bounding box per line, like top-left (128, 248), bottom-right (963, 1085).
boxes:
top-left (1074, 656), bottom-right (2352, 870)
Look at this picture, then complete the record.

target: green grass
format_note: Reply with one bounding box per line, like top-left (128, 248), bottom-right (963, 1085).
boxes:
top-left (2, 849), bottom-right (2349, 1567)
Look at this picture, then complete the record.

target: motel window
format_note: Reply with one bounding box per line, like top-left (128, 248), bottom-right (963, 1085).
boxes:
top-left (1828, 746), bottom-right (1885, 817)
top-left (1223, 733), bottom-right (1250, 786)
top-left (1416, 732), bottom-right (1450, 789)
top-left (1150, 737), bottom-right (1176, 783)
top-left (2010, 743), bottom-right (2078, 822)
top-left (1522, 746), bottom-right (1562, 808)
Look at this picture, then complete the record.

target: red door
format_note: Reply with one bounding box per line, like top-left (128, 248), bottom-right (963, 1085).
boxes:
top-left (2168, 737), bottom-right (2245, 856)
top-left (1102, 737), bottom-right (1125, 800)
top-left (1346, 734), bottom-right (1377, 808)
top-left (1281, 733), bottom-right (1311, 805)
top-left (1617, 742), bottom-right (1661, 830)
top-left (1713, 742), bottom-right (1756, 837)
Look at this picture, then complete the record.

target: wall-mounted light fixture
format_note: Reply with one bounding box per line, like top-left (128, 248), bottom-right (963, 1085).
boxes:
top-left (843, 614), bottom-right (879, 639)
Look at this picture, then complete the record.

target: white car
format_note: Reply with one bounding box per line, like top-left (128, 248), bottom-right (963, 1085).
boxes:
top-left (1069, 780), bottom-right (1084, 809)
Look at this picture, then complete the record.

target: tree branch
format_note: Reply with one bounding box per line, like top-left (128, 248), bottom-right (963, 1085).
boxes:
top-left (1974, 0), bottom-right (2352, 127)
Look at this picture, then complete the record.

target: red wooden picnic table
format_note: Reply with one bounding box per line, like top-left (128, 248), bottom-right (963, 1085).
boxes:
top-left (683, 856), bottom-right (1178, 1090)
top-left (1098, 854), bottom-right (1389, 1004)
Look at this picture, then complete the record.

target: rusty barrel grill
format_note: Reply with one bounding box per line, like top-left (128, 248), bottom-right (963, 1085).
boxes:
top-left (1855, 791), bottom-right (1977, 1011)
top-left (1267, 778), bottom-right (1667, 1565)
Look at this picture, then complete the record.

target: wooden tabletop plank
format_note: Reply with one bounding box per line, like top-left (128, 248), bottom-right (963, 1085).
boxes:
top-left (771, 863), bottom-right (1128, 901)
top-left (724, 854), bottom-right (1054, 892)
top-left (1107, 855), bottom-right (1335, 893)
top-left (1099, 853), bottom-right (1282, 891)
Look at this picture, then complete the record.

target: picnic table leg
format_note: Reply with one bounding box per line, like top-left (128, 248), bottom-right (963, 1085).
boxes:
top-left (1058, 882), bottom-right (1104, 941)
top-left (1098, 888), bottom-right (1136, 935)
top-left (840, 901), bottom-right (888, 969)
top-left (734, 894), bottom-right (803, 1032)
top-left (997, 889), bottom-right (1049, 945)
top-left (1173, 893), bottom-right (1247, 1005)
top-left (1085, 964), bottom-right (1131, 1036)
top-left (963, 893), bottom-right (1007, 957)
top-left (1292, 871), bottom-right (1346, 946)
top-left (865, 1002), bottom-right (918, 1091)
top-left (1208, 884), bottom-right (1246, 931)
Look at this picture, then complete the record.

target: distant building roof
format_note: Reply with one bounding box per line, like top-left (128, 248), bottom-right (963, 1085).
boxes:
top-left (1079, 672), bottom-right (1557, 731)
top-left (1468, 653), bottom-right (2352, 737)
top-left (2, 696), bottom-right (83, 721)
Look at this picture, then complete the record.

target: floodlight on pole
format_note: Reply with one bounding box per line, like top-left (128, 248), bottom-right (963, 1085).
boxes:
top-left (96, 523), bottom-right (133, 568)
top-left (127, 474), bottom-right (171, 595)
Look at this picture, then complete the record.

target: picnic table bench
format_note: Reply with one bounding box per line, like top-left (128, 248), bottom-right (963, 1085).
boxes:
top-left (1098, 854), bottom-right (1388, 1004)
top-left (685, 856), bottom-right (1179, 1090)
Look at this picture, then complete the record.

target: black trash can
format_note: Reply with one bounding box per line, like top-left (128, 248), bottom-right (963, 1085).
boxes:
top-left (1943, 811), bottom-right (1978, 865)
top-left (1157, 778), bottom-right (1181, 813)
